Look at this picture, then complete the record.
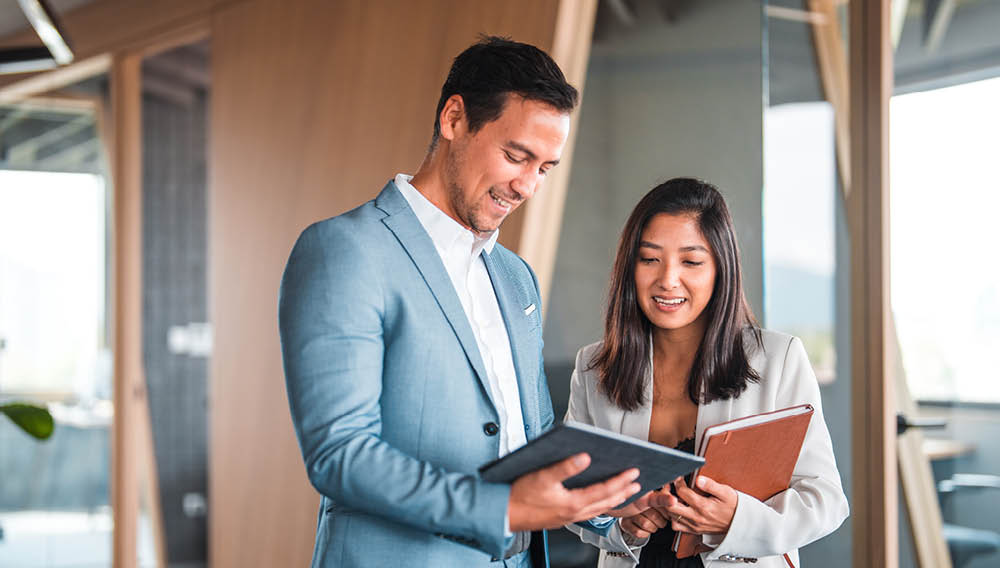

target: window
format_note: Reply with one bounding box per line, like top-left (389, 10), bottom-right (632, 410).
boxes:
top-left (0, 170), bottom-right (109, 399)
top-left (890, 76), bottom-right (1000, 403)
top-left (763, 102), bottom-right (838, 384)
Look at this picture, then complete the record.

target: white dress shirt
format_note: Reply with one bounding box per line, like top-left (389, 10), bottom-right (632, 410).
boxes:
top-left (394, 173), bottom-right (528, 457)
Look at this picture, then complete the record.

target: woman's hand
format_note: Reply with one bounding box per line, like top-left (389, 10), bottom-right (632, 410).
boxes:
top-left (662, 476), bottom-right (737, 535)
top-left (620, 506), bottom-right (671, 539)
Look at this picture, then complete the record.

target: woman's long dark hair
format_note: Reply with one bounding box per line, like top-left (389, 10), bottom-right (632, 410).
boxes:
top-left (589, 178), bottom-right (762, 411)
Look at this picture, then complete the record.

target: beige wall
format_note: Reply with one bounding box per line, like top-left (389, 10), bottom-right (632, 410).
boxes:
top-left (207, 1), bottom-right (569, 565)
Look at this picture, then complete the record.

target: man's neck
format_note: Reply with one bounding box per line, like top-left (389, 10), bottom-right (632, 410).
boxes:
top-left (409, 148), bottom-right (488, 238)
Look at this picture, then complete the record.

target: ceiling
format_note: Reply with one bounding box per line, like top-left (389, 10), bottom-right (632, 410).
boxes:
top-left (0, 0), bottom-right (93, 40)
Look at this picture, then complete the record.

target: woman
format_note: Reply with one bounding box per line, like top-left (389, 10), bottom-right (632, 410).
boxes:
top-left (565, 178), bottom-right (848, 567)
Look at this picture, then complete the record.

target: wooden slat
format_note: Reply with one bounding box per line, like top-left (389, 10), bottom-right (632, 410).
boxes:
top-left (138, 386), bottom-right (168, 568)
top-left (0, 54), bottom-right (110, 104)
top-left (922, 439), bottom-right (974, 462)
top-left (809, 0), bottom-right (852, 195)
top-left (110, 52), bottom-right (143, 568)
top-left (892, 319), bottom-right (952, 568)
top-left (848, 1), bottom-right (897, 566)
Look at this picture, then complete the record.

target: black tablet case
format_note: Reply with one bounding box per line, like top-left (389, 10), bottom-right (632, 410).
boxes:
top-left (479, 421), bottom-right (705, 506)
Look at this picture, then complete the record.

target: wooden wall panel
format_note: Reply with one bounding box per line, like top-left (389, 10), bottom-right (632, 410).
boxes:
top-left (208, 1), bottom-right (578, 565)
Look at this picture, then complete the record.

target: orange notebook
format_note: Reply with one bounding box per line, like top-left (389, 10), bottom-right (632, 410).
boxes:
top-left (672, 404), bottom-right (814, 559)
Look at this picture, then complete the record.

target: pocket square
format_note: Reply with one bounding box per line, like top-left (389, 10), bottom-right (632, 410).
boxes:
top-left (523, 304), bottom-right (536, 316)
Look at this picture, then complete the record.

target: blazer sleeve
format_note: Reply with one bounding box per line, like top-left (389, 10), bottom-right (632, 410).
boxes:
top-left (703, 336), bottom-right (850, 561)
top-left (279, 223), bottom-right (511, 558)
top-left (562, 346), bottom-right (648, 563)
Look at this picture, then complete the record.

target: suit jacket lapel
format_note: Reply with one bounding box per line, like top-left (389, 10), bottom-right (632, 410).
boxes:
top-left (481, 249), bottom-right (540, 436)
top-left (375, 182), bottom-right (496, 409)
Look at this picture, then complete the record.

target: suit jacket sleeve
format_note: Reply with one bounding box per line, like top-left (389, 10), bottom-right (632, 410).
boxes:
top-left (278, 223), bottom-right (511, 558)
top-left (703, 336), bottom-right (850, 561)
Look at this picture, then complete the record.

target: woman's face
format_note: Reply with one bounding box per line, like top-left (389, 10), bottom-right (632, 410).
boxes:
top-left (633, 213), bottom-right (717, 337)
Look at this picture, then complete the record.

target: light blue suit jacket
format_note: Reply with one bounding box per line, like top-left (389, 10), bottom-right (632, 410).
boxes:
top-left (279, 181), bottom-right (554, 566)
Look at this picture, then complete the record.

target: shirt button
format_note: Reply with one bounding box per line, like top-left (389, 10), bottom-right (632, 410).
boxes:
top-left (483, 422), bottom-right (500, 436)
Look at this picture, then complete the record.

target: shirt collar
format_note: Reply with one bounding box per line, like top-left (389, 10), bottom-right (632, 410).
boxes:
top-left (393, 173), bottom-right (498, 256)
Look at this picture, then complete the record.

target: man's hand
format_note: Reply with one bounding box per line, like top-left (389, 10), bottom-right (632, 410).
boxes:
top-left (507, 453), bottom-right (641, 532)
top-left (661, 476), bottom-right (737, 535)
top-left (603, 485), bottom-right (675, 518)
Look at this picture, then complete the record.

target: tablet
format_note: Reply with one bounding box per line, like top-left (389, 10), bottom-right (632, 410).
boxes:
top-left (479, 421), bottom-right (705, 506)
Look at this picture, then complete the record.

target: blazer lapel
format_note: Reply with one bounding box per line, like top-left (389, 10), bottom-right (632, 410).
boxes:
top-left (620, 347), bottom-right (654, 441)
top-left (481, 249), bottom-right (540, 436)
top-left (376, 182), bottom-right (495, 409)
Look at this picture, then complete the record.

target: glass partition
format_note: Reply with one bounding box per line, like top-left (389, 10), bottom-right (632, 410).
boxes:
top-left (762, 2), bottom-right (852, 564)
top-left (0, 83), bottom-right (123, 566)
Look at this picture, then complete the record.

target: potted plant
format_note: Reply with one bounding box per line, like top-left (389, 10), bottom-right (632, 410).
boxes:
top-left (0, 401), bottom-right (54, 440)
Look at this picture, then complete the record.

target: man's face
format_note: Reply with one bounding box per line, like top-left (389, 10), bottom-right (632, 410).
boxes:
top-left (441, 95), bottom-right (570, 234)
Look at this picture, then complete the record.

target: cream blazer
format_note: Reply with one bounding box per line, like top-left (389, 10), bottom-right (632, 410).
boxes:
top-left (564, 329), bottom-right (849, 568)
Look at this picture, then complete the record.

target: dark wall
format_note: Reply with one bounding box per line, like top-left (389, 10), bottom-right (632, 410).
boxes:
top-left (141, 51), bottom-right (210, 568)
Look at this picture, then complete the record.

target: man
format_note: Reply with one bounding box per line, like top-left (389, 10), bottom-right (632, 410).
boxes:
top-left (279, 37), bottom-right (640, 567)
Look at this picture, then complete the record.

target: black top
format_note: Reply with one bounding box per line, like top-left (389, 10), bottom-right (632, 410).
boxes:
top-left (637, 435), bottom-right (704, 568)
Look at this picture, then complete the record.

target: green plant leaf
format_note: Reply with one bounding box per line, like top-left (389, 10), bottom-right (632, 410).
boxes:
top-left (1, 402), bottom-right (55, 440)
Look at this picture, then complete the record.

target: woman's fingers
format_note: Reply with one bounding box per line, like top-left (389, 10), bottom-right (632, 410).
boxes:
top-left (674, 476), bottom-right (710, 510)
top-left (695, 476), bottom-right (737, 501)
top-left (671, 515), bottom-right (699, 533)
top-left (661, 477), bottom-right (738, 535)
top-left (640, 508), bottom-right (670, 529)
top-left (621, 516), bottom-right (652, 539)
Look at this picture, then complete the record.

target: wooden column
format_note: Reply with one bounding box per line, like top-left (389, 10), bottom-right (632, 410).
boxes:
top-left (110, 52), bottom-right (143, 568)
top-left (848, 0), bottom-right (897, 566)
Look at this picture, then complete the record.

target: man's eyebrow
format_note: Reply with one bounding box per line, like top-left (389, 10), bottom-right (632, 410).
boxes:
top-left (506, 141), bottom-right (560, 166)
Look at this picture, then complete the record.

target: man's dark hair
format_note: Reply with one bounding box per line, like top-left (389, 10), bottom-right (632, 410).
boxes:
top-left (431, 35), bottom-right (578, 147)
top-left (589, 178), bottom-right (763, 411)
